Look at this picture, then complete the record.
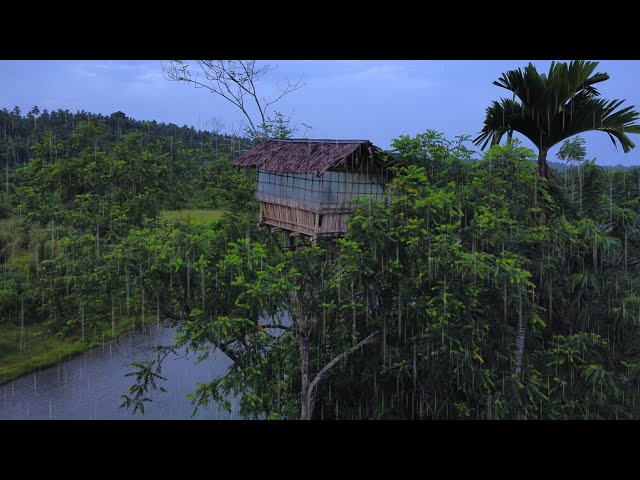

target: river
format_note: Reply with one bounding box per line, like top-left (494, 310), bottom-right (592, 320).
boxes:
top-left (0, 324), bottom-right (238, 419)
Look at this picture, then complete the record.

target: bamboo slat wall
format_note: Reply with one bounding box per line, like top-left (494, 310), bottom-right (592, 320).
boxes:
top-left (260, 202), bottom-right (317, 237)
top-left (317, 213), bottom-right (351, 236)
top-left (256, 168), bottom-right (387, 238)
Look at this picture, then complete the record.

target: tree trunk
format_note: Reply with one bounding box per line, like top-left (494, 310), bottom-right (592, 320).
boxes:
top-left (298, 329), bottom-right (380, 420)
top-left (514, 314), bottom-right (526, 376)
top-left (537, 148), bottom-right (554, 180)
top-left (299, 333), bottom-right (311, 420)
top-left (536, 148), bottom-right (551, 224)
top-left (514, 289), bottom-right (525, 376)
top-left (537, 149), bottom-right (547, 178)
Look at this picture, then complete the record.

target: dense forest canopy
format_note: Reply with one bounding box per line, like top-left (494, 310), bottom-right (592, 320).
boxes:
top-left (1, 104), bottom-right (640, 419)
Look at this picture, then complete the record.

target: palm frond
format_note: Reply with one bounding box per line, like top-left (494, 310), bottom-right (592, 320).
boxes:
top-left (546, 95), bottom-right (640, 151)
top-left (473, 99), bottom-right (512, 149)
top-left (477, 60), bottom-right (640, 167)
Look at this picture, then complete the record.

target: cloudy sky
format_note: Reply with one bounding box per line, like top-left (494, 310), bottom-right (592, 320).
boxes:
top-left (2, 59), bottom-right (640, 165)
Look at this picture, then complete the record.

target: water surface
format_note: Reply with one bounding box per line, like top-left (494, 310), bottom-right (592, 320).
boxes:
top-left (0, 324), bottom-right (236, 419)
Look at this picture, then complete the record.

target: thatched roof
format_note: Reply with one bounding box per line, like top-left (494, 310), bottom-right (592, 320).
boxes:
top-left (232, 139), bottom-right (388, 176)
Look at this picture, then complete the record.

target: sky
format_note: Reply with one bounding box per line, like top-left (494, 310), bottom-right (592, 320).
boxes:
top-left (1, 59), bottom-right (640, 166)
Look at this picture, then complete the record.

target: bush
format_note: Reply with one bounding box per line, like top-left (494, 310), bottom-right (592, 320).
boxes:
top-left (0, 200), bottom-right (10, 219)
top-left (0, 279), bottom-right (19, 317)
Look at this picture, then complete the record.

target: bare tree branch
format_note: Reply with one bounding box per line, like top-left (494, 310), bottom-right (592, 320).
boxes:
top-left (161, 60), bottom-right (304, 141)
top-left (308, 330), bottom-right (381, 416)
top-left (259, 322), bottom-right (293, 331)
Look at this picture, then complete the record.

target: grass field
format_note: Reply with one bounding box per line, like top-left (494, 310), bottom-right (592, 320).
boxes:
top-left (0, 317), bottom-right (137, 385)
top-left (161, 209), bottom-right (224, 224)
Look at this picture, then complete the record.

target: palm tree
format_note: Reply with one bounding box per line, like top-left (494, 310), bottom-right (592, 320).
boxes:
top-left (475, 60), bottom-right (640, 179)
top-left (30, 105), bottom-right (40, 131)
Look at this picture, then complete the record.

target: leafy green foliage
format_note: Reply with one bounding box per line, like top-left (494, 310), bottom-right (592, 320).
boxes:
top-left (120, 360), bottom-right (168, 414)
top-left (3, 102), bottom-right (640, 420)
top-left (115, 131), bottom-right (640, 420)
top-left (558, 136), bottom-right (587, 164)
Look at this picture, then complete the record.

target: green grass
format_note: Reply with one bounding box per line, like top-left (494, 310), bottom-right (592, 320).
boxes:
top-left (161, 209), bottom-right (224, 224)
top-left (0, 317), bottom-right (138, 385)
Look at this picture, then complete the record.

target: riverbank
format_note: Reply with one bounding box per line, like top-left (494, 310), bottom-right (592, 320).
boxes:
top-left (0, 208), bottom-right (223, 387)
top-left (0, 322), bottom-right (235, 420)
top-left (0, 317), bottom-right (141, 385)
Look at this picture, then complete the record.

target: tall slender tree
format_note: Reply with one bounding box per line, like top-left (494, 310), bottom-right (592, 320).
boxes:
top-left (474, 60), bottom-right (640, 179)
top-left (29, 105), bottom-right (40, 131)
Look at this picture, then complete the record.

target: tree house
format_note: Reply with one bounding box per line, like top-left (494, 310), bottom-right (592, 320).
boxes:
top-left (233, 139), bottom-right (391, 240)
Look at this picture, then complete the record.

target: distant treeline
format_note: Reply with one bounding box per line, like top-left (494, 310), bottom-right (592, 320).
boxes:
top-left (0, 106), bottom-right (244, 169)
top-left (548, 160), bottom-right (637, 172)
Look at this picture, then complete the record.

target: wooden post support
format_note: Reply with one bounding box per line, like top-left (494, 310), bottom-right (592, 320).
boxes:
top-left (313, 212), bottom-right (321, 239)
